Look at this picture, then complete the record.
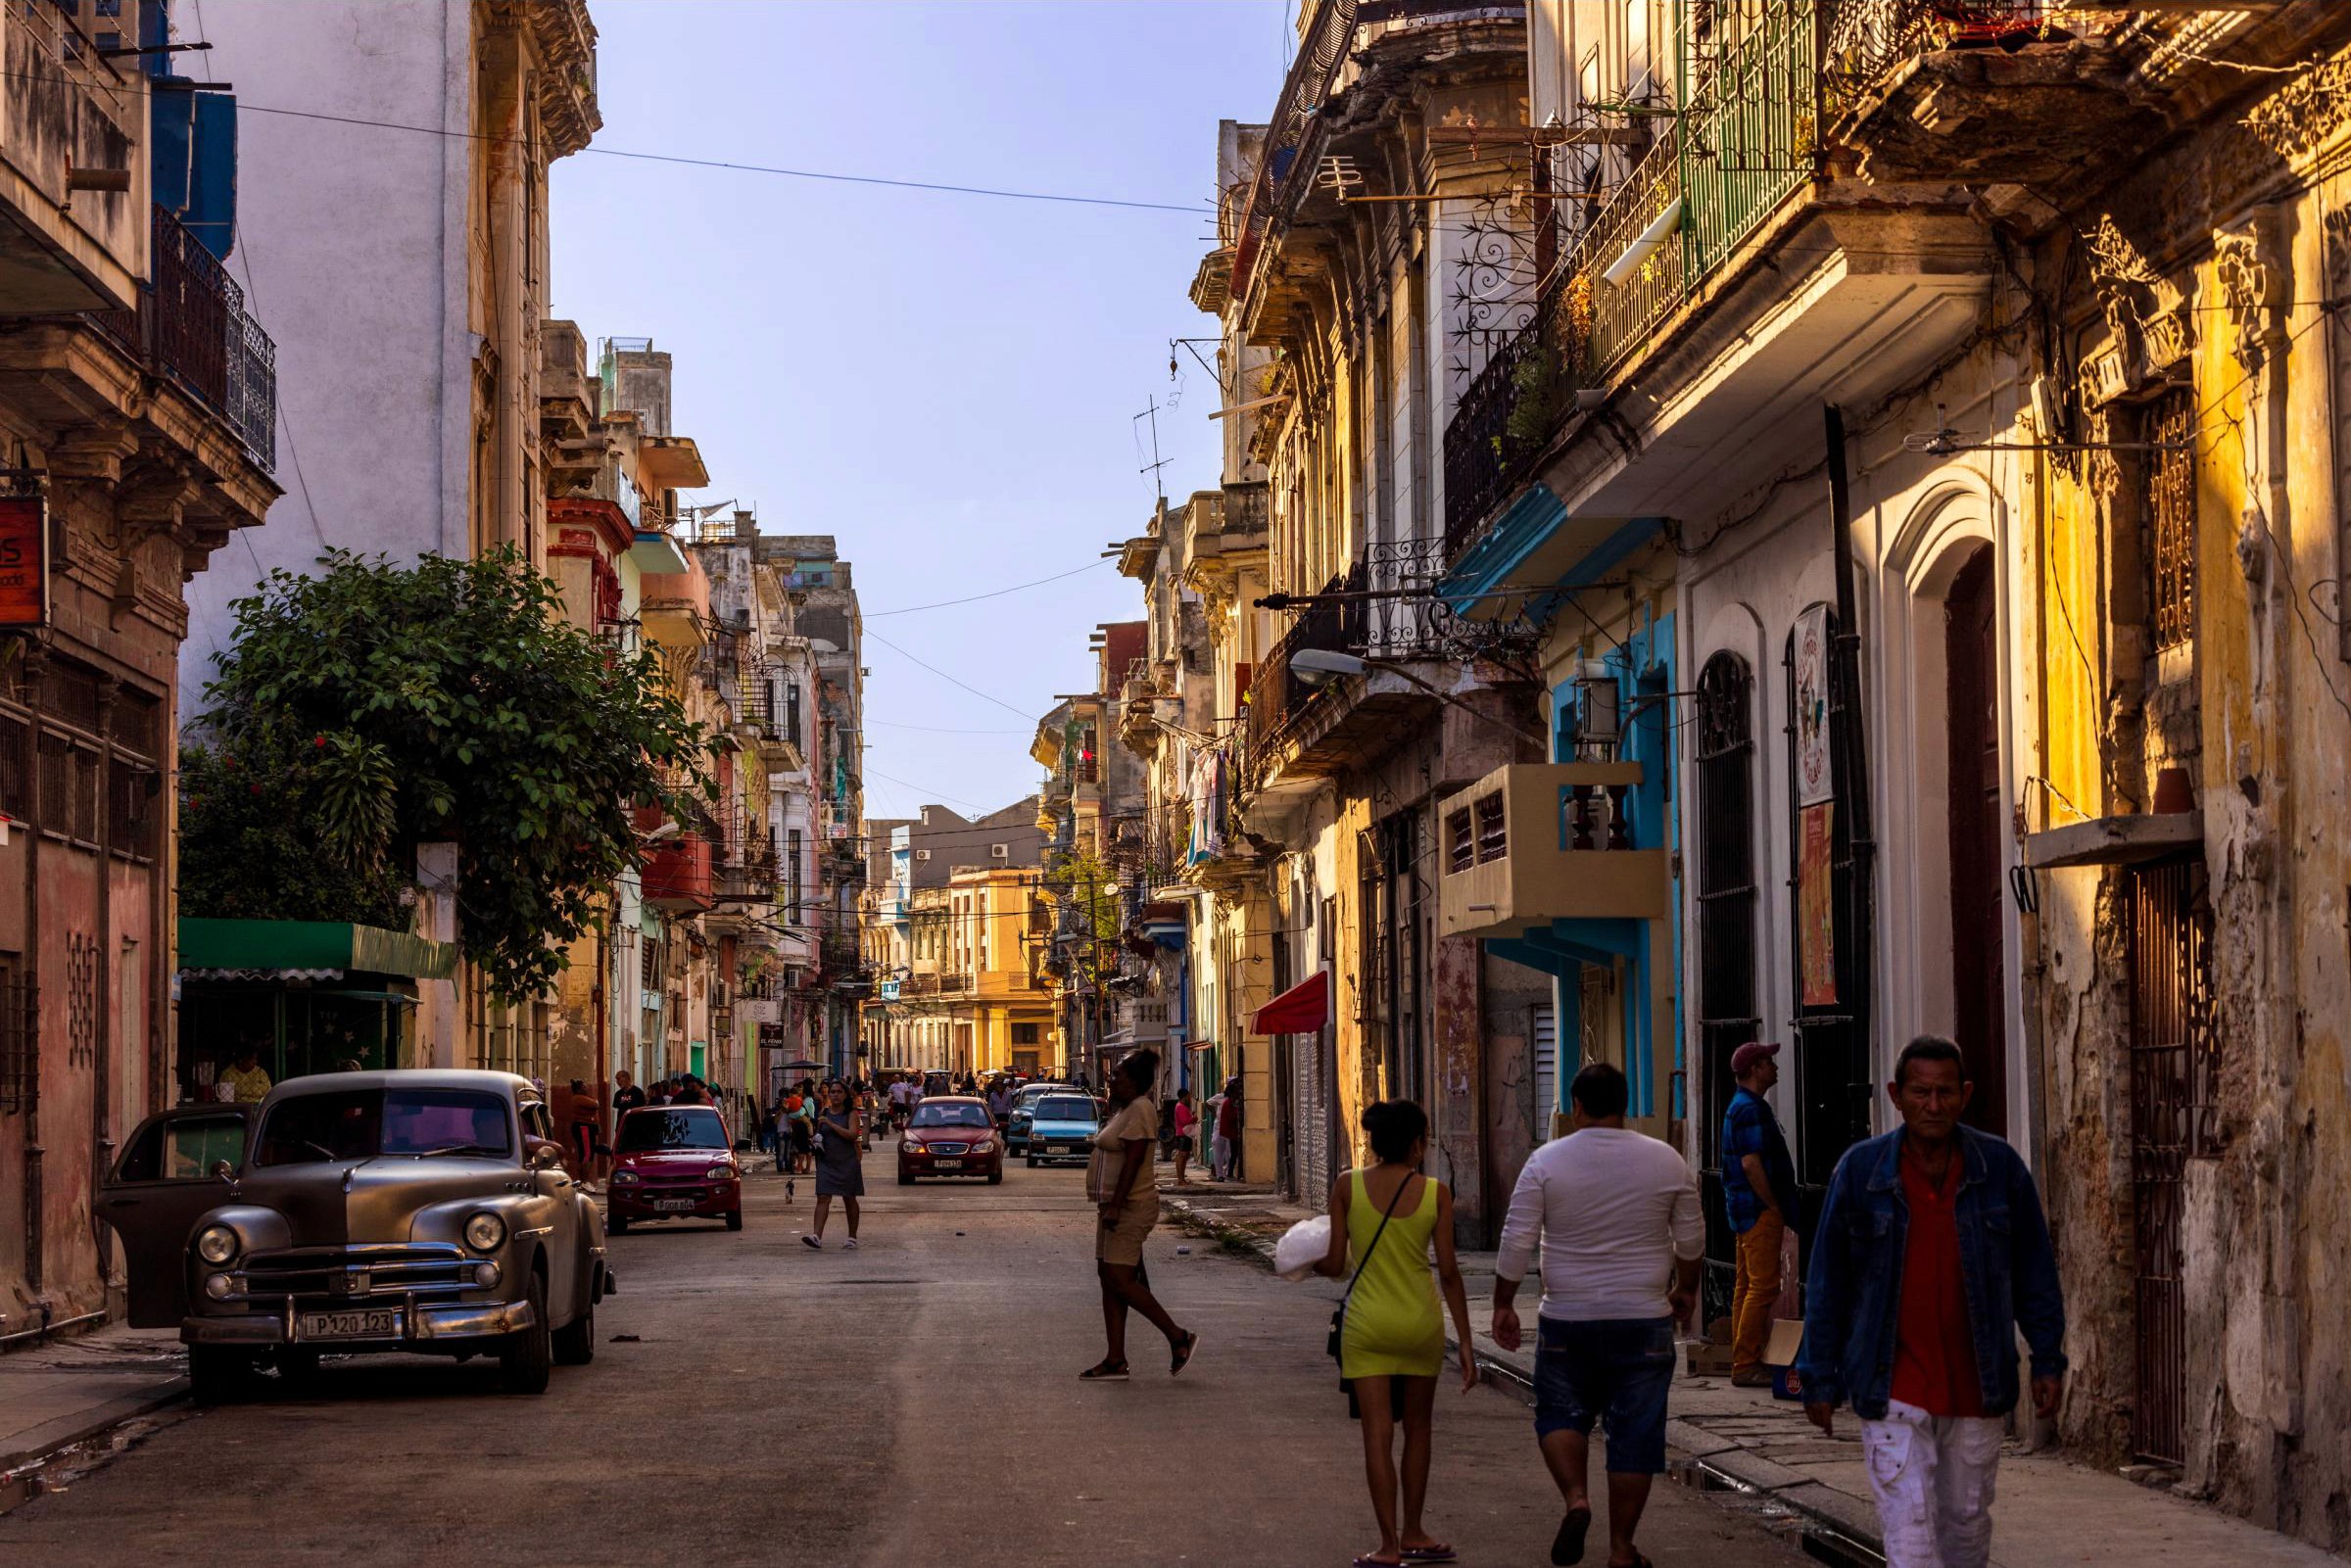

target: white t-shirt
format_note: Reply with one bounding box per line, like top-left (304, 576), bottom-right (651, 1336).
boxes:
top-left (1496, 1126), bottom-right (1703, 1322)
top-left (888, 1081), bottom-right (912, 1107)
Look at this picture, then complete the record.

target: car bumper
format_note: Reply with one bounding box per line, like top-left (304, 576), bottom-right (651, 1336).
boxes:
top-left (183, 1297), bottom-right (539, 1348)
top-left (609, 1185), bottom-right (739, 1217)
top-left (898, 1156), bottom-right (1001, 1175)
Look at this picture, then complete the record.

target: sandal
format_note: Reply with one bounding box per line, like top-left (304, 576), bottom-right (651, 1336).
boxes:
top-left (1170, 1329), bottom-right (1199, 1376)
top-left (1078, 1359), bottom-right (1129, 1381)
top-left (1552, 1504), bottom-right (1592, 1566)
top-left (1401, 1547), bottom-right (1457, 1563)
top-left (1352, 1556), bottom-right (1404, 1567)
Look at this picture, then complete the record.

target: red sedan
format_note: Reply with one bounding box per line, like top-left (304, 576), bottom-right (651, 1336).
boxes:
top-left (607, 1105), bottom-right (743, 1232)
top-left (896, 1097), bottom-right (1003, 1185)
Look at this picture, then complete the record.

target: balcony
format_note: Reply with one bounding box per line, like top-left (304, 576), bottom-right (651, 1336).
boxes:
top-left (0, 0), bottom-right (143, 314)
top-left (642, 832), bottom-right (715, 914)
top-left (640, 552), bottom-right (711, 649)
top-left (1441, 3), bottom-right (1994, 590)
top-left (1435, 763), bottom-right (1668, 940)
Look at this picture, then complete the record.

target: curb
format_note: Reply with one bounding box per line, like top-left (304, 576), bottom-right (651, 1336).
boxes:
top-left (0, 1377), bottom-right (190, 1481)
top-left (1158, 1188), bottom-right (1889, 1565)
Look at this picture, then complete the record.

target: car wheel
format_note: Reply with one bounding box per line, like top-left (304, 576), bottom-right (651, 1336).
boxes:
top-left (189, 1346), bottom-right (252, 1405)
top-left (896, 1171), bottom-right (914, 1186)
top-left (987, 1168), bottom-right (1003, 1185)
top-left (275, 1348), bottom-right (322, 1388)
top-left (724, 1210), bottom-right (744, 1231)
top-left (1026, 1156), bottom-right (1038, 1168)
top-left (500, 1268), bottom-right (553, 1395)
top-left (608, 1212), bottom-right (630, 1235)
top-left (552, 1272), bottom-right (596, 1367)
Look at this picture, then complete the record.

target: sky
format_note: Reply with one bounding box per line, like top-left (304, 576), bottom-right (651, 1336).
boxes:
top-left (552, 0), bottom-right (1291, 823)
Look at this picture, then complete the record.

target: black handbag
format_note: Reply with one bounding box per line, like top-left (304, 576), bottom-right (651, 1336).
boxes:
top-left (1328, 1170), bottom-right (1418, 1369)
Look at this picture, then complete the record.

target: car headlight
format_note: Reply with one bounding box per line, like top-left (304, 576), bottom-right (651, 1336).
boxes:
top-left (203, 1271), bottom-right (235, 1300)
top-left (610, 1168), bottom-right (641, 1185)
top-left (462, 1212), bottom-right (506, 1253)
top-left (970, 1138), bottom-right (995, 1154)
top-left (195, 1224), bottom-right (240, 1266)
top-left (704, 1164), bottom-right (737, 1182)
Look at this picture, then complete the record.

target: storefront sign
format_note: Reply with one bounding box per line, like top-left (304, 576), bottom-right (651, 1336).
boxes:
top-left (0, 498), bottom-right (47, 628)
top-left (1793, 603), bottom-right (1832, 806)
top-left (1798, 800), bottom-right (1837, 1006)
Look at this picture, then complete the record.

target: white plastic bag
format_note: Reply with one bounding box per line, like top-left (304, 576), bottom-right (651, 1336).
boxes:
top-left (1273, 1213), bottom-right (1332, 1281)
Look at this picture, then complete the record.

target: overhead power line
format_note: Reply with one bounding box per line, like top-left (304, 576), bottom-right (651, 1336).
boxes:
top-left (865, 557), bottom-right (1113, 617)
top-left (864, 628), bottom-right (1038, 722)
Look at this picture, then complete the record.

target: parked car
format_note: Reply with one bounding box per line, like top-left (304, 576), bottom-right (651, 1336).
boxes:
top-left (1025, 1093), bottom-right (1103, 1168)
top-left (896, 1097), bottom-right (1003, 1184)
top-left (607, 1106), bottom-right (743, 1233)
top-left (1005, 1080), bottom-right (1076, 1156)
top-left (97, 1070), bottom-right (609, 1403)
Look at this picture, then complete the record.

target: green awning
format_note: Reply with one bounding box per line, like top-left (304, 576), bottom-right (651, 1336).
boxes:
top-left (178, 919), bottom-right (457, 981)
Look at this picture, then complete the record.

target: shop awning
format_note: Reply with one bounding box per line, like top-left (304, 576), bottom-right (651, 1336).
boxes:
top-left (1251, 970), bottom-right (1328, 1035)
top-left (178, 919), bottom-right (458, 981)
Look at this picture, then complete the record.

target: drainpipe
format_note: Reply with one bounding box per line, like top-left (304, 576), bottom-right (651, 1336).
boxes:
top-left (21, 644), bottom-right (44, 1296)
top-left (1825, 406), bottom-right (1878, 1085)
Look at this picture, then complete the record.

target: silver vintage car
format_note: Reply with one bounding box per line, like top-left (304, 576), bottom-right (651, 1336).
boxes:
top-left (99, 1069), bottom-right (611, 1402)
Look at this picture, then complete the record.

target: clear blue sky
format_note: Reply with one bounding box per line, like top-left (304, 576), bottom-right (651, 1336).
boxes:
top-left (552, 0), bottom-right (1289, 821)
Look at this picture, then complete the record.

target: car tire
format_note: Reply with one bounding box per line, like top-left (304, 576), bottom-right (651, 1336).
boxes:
top-left (190, 1346), bottom-right (251, 1405)
top-left (724, 1210), bottom-right (744, 1231)
top-left (500, 1268), bottom-right (553, 1395)
top-left (608, 1212), bottom-right (630, 1235)
top-left (275, 1348), bottom-right (322, 1388)
top-left (1026, 1156), bottom-right (1038, 1168)
top-left (552, 1273), bottom-right (596, 1367)
top-left (896, 1172), bottom-right (915, 1186)
top-left (986, 1168), bottom-right (1003, 1185)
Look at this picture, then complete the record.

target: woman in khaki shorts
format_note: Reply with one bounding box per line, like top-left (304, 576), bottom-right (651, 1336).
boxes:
top-left (1080, 1049), bottom-right (1199, 1381)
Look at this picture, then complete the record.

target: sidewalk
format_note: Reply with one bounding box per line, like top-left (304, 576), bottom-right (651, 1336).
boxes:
top-left (0, 1322), bottom-right (186, 1491)
top-left (1161, 1179), bottom-right (2341, 1568)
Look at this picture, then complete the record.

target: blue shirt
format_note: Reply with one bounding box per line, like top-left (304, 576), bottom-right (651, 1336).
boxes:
top-left (1719, 1086), bottom-right (1795, 1233)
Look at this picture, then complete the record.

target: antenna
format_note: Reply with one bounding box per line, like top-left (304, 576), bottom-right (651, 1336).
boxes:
top-left (1133, 397), bottom-right (1171, 503)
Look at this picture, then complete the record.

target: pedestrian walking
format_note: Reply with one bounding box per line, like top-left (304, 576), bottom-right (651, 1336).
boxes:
top-left (1170, 1089), bottom-right (1198, 1186)
top-left (803, 1081), bottom-right (865, 1250)
top-left (1314, 1100), bottom-right (1477, 1567)
top-left (1213, 1074), bottom-right (1241, 1181)
top-left (1491, 1062), bottom-right (1701, 1568)
top-left (1720, 1040), bottom-right (1798, 1387)
top-left (1799, 1035), bottom-right (2066, 1568)
top-left (1080, 1048), bottom-right (1196, 1381)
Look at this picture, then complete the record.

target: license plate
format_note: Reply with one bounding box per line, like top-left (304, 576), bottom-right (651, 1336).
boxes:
top-left (654, 1198), bottom-right (696, 1212)
top-left (933, 1159), bottom-right (963, 1169)
top-left (299, 1308), bottom-right (398, 1341)
top-left (1048, 1145), bottom-right (1071, 1155)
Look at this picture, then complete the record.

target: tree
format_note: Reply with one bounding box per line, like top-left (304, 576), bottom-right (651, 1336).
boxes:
top-left (181, 548), bottom-right (709, 999)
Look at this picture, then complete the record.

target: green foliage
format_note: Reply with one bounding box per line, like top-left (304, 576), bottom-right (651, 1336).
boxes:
top-left (1050, 849), bottom-right (1127, 988)
top-left (182, 548), bottom-right (709, 999)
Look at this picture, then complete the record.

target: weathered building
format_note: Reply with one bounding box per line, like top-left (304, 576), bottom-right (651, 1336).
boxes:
top-left (0, 0), bottom-right (278, 1328)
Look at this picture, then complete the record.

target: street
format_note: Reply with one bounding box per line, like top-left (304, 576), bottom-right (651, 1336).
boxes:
top-left (0, 1147), bottom-right (1812, 1568)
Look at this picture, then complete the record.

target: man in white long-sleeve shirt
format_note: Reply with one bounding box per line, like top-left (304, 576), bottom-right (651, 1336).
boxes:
top-left (1491, 1062), bottom-right (1703, 1568)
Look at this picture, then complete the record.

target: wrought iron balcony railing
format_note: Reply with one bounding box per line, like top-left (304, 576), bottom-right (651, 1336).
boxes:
top-left (89, 206), bottom-right (276, 472)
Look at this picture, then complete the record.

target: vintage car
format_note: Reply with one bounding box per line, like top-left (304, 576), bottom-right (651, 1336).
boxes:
top-left (98, 1069), bottom-right (611, 1402)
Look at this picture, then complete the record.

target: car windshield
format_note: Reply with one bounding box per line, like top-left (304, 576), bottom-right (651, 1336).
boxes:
top-left (256, 1089), bottom-right (513, 1165)
top-left (617, 1109), bottom-right (728, 1151)
top-left (910, 1103), bottom-right (989, 1128)
top-left (1035, 1097), bottom-right (1098, 1124)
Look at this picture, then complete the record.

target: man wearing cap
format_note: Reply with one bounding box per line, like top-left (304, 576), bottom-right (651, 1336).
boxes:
top-left (1721, 1040), bottom-right (1797, 1387)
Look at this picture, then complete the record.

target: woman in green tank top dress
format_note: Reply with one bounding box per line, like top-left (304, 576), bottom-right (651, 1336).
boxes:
top-left (1315, 1100), bottom-right (1478, 1567)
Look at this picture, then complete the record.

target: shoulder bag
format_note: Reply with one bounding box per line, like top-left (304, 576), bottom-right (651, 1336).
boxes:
top-left (1328, 1170), bottom-right (1419, 1373)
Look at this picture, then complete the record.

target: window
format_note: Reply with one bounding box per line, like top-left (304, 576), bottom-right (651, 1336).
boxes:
top-left (787, 829), bottom-right (803, 911)
top-left (0, 953), bottom-right (27, 1114)
top-left (2146, 386), bottom-right (2197, 660)
top-left (115, 1112), bottom-right (248, 1182)
top-left (1012, 1022), bottom-right (1041, 1045)
top-left (256, 1088), bottom-right (514, 1164)
top-left (1445, 806), bottom-right (1473, 875)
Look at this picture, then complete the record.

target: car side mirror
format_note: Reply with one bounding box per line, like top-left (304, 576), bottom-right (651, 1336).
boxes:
top-left (527, 1142), bottom-right (564, 1171)
top-left (212, 1160), bottom-right (235, 1183)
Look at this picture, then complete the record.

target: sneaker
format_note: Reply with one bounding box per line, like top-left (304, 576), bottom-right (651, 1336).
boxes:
top-left (844, 1237), bottom-right (860, 1249)
top-left (801, 1234), bottom-right (821, 1250)
top-left (1731, 1367), bottom-right (1775, 1388)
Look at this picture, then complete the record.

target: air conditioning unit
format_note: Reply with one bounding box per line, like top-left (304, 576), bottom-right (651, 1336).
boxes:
top-left (916, 849), bottom-right (933, 862)
top-left (989, 843), bottom-right (1009, 860)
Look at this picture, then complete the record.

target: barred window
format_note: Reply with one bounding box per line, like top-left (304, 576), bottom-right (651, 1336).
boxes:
top-left (2147, 387), bottom-right (2197, 656)
top-left (0, 954), bottom-right (29, 1114)
top-left (108, 756), bottom-right (161, 858)
top-left (0, 713), bottom-right (27, 822)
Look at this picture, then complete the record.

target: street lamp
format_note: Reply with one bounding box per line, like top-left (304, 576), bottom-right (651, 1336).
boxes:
top-left (1286, 648), bottom-right (1538, 739)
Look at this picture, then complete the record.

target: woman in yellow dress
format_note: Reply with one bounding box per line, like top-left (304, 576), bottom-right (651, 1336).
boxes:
top-left (1317, 1100), bottom-right (1478, 1567)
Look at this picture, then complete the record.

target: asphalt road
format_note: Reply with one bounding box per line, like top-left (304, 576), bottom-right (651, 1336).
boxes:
top-left (0, 1143), bottom-right (1819, 1568)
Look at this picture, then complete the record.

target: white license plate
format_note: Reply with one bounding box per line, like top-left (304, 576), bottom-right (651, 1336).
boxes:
top-left (933, 1159), bottom-right (963, 1169)
top-left (653, 1198), bottom-right (696, 1212)
top-left (299, 1308), bottom-right (398, 1341)
top-left (1048, 1145), bottom-right (1071, 1155)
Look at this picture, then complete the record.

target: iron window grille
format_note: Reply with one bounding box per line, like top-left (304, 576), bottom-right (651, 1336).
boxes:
top-left (2146, 386), bottom-right (2197, 656)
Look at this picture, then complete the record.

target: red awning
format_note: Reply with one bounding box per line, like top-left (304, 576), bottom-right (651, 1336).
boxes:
top-left (1251, 970), bottom-right (1329, 1035)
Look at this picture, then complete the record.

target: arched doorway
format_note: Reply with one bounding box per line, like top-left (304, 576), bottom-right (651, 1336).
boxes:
top-left (1942, 545), bottom-right (2005, 1134)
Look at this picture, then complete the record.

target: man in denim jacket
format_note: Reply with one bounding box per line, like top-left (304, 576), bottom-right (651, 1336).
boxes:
top-left (1799, 1036), bottom-right (2066, 1568)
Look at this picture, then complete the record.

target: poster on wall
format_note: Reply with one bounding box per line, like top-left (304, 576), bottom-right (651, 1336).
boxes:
top-left (1793, 603), bottom-right (1833, 806)
top-left (0, 497), bottom-right (46, 629)
top-left (1798, 800), bottom-right (1838, 1007)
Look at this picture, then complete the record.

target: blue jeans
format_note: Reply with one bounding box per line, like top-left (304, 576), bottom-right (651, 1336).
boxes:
top-left (1534, 1316), bottom-right (1676, 1475)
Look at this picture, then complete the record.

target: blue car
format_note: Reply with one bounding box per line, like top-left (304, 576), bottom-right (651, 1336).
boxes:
top-left (1005, 1081), bottom-right (1075, 1156)
top-left (1024, 1094), bottom-right (1101, 1167)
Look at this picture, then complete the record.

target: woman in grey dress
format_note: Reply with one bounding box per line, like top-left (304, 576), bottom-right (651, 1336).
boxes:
top-left (803, 1081), bottom-right (865, 1250)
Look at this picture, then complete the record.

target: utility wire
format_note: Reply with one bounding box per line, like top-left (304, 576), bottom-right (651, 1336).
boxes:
top-left (864, 557), bottom-right (1113, 617)
top-left (863, 628), bottom-right (1038, 722)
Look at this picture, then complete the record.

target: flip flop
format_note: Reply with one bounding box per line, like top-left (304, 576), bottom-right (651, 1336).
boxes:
top-left (1351, 1556), bottom-right (1404, 1567)
top-left (800, 1235), bottom-right (821, 1250)
top-left (1171, 1329), bottom-right (1199, 1376)
top-left (1078, 1359), bottom-right (1129, 1381)
top-left (1401, 1547), bottom-right (1457, 1563)
top-left (1553, 1504), bottom-right (1592, 1566)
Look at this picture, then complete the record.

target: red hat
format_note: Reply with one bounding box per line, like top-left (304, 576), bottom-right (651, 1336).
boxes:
top-left (1730, 1040), bottom-right (1780, 1076)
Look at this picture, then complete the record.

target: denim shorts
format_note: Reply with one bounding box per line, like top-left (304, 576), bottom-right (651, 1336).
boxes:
top-left (1533, 1315), bottom-right (1677, 1474)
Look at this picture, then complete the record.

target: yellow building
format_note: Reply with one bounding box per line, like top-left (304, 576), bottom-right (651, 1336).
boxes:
top-left (942, 868), bottom-right (1054, 1077)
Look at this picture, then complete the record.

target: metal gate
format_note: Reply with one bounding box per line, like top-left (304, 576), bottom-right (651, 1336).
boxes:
top-left (1293, 1028), bottom-right (1331, 1199)
top-left (1696, 652), bottom-right (1760, 1320)
top-left (2128, 858), bottom-right (2214, 1467)
top-left (1532, 1003), bottom-right (1557, 1144)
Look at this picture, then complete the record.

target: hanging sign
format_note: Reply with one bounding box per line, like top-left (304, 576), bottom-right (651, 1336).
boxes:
top-left (1798, 800), bottom-right (1838, 1007)
top-left (0, 498), bottom-right (47, 629)
top-left (1793, 603), bottom-right (1833, 806)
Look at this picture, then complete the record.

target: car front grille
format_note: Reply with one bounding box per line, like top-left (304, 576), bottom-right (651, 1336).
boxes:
top-left (234, 1243), bottom-right (474, 1306)
top-left (921, 1143), bottom-right (969, 1156)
